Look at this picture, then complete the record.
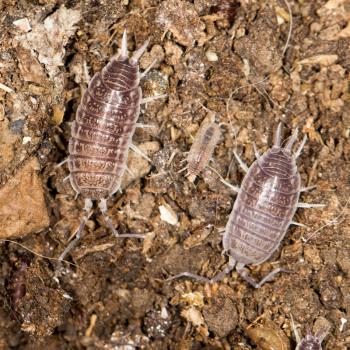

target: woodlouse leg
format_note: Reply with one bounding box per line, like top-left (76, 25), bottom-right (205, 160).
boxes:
top-left (55, 158), bottom-right (68, 168)
top-left (233, 151), bottom-right (249, 173)
top-left (290, 221), bottom-right (307, 228)
top-left (252, 142), bottom-right (260, 159)
top-left (208, 165), bottom-right (240, 193)
top-left (166, 272), bottom-right (211, 283)
top-left (135, 123), bottom-right (156, 128)
top-left (140, 94), bottom-right (167, 104)
top-left (290, 314), bottom-right (302, 344)
top-left (58, 198), bottom-right (93, 261)
top-left (210, 256), bottom-right (236, 283)
top-left (177, 166), bottom-right (188, 174)
top-left (236, 263), bottom-right (285, 288)
top-left (219, 177), bottom-right (240, 193)
top-left (98, 199), bottom-right (144, 239)
top-left (300, 185), bottom-right (317, 192)
top-left (297, 202), bottom-right (325, 209)
top-left (139, 59), bottom-right (157, 80)
top-left (166, 257), bottom-right (236, 283)
top-left (130, 143), bottom-right (152, 162)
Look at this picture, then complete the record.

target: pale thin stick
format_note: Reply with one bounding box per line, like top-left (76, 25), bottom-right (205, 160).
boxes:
top-left (0, 239), bottom-right (81, 269)
top-left (281, 0), bottom-right (293, 58)
top-left (0, 82), bottom-right (14, 93)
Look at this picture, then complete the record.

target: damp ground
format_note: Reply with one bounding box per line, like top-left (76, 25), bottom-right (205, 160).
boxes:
top-left (0, 1), bottom-right (349, 349)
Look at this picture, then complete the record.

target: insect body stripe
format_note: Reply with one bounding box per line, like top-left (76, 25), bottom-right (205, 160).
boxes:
top-left (265, 154), bottom-right (292, 166)
top-left (234, 222), bottom-right (277, 246)
top-left (256, 162), bottom-right (294, 179)
top-left (264, 160), bottom-right (292, 172)
top-left (247, 176), bottom-right (300, 195)
top-left (74, 121), bottom-right (122, 138)
top-left (236, 211), bottom-right (280, 240)
top-left (241, 202), bottom-right (288, 222)
top-left (231, 227), bottom-right (271, 253)
top-left (71, 170), bottom-right (118, 176)
top-left (240, 188), bottom-right (293, 210)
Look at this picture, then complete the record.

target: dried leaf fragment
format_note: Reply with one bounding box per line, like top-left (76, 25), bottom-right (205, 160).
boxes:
top-left (0, 158), bottom-right (50, 238)
top-left (20, 5), bottom-right (81, 77)
top-left (298, 54), bottom-right (338, 66)
top-left (246, 319), bottom-right (291, 350)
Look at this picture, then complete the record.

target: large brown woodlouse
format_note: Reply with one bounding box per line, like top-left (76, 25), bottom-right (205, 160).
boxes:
top-left (168, 124), bottom-right (324, 288)
top-left (59, 31), bottom-right (164, 260)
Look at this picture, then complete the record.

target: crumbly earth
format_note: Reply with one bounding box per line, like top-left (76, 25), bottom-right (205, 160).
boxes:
top-left (0, 0), bottom-right (349, 349)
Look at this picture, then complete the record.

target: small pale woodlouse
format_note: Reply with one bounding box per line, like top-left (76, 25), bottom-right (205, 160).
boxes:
top-left (59, 31), bottom-right (165, 260)
top-left (295, 330), bottom-right (326, 350)
top-left (168, 123), bottom-right (324, 288)
top-left (291, 315), bottom-right (330, 350)
top-left (179, 114), bottom-right (221, 182)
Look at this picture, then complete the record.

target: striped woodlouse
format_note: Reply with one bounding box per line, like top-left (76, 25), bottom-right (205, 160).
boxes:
top-left (178, 113), bottom-right (221, 182)
top-left (59, 31), bottom-right (165, 260)
top-left (168, 123), bottom-right (324, 287)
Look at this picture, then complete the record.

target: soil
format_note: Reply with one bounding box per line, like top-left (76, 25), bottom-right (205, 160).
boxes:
top-left (0, 0), bottom-right (349, 349)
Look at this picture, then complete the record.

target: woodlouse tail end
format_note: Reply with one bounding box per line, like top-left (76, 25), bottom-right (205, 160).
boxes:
top-left (120, 29), bottom-right (128, 58)
top-left (290, 314), bottom-right (302, 343)
top-left (294, 134), bottom-right (307, 159)
top-left (274, 122), bottom-right (283, 148)
top-left (284, 127), bottom-right (299, 152)
top-left (131, 38), bottom-right (150, 64)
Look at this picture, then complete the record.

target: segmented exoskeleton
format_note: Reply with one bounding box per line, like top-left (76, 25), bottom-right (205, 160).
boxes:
top-left (59, 31), bottom-right (164, 260)
top-left (179, 117), bottom-right (221, 182)
top-left (168, 124), bottom-right (324, 288)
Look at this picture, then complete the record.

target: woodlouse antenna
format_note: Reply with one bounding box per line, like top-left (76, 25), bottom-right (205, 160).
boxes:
top-left (284, 127), bottom-right (298, 152)
top-left (98, 199), bottom-right (144, 239)
top-left (294, 135), bottom-right (307, 159)
top-left (290, 314), bottom-right (302, 343)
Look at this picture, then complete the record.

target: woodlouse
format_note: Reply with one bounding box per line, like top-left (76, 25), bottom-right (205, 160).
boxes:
top-left (59, 31), bottom-right (165, 260)
top-left (292, 315), bottom-right (330, 350)
top-left (295, 330), bottom-right (325, 350)
top-left (168, 124), bottom-right (324, 287)
top-left (179, 114), bottom-right (221, 182)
